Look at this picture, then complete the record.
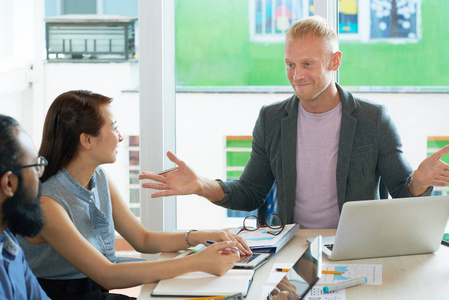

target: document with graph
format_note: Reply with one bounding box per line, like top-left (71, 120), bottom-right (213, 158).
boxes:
top-left (319, 264), bottom-right (382, 285)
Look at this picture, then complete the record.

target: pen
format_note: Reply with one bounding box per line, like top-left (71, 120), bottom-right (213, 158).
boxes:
top-left (322, 270), bottom-right (343, 275)
top-left (155, 166), bottom-right (178, 175)
top-left (323, 277), bottom-right (367, 293)
top-left (263, 230), bottom-right (281, 235)
top-left (183, 296), bottom-right (226, 300)
top-left (184, 294), bottom-right (243, 300)
top-left (275, 268), bottom-right (290, 272)
top-left (206, 240), bottom-right (239, 251)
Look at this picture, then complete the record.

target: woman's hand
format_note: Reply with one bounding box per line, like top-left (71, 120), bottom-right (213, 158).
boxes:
top-left (191, 229), bottom-right (252, 256)
top-left (192, 241), bottom-right (240, 276)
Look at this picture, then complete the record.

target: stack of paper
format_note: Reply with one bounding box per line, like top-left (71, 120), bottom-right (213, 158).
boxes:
top-left (151, 269), bottom-right (255, 297)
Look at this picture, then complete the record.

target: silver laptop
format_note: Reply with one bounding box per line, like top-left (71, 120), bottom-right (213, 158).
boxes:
top-left (307, 196), bottom-right (449, 260)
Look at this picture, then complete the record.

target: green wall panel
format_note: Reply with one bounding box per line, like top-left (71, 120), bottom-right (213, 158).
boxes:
top-left (427, 138), bottom-right (449, 164)
top-left (227, 171), bottom-right (244, 179)
top-left (427, 140), bottom-right (449, 149)
top-left (227, 151), bottom-right (251, 167)
top-left (226, 139), bottom-right (252, 148)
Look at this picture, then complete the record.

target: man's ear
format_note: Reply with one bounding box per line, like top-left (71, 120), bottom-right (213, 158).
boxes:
top-left (0, 171), bottom-right (18, 198)
top-left (331, 51), bottom-right (342, 71)
top-left (79, 133), bottom-right (93, 150)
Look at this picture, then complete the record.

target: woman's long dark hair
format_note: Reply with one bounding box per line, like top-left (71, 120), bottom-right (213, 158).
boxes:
top-left (39, 90), bottom-right (112, 182)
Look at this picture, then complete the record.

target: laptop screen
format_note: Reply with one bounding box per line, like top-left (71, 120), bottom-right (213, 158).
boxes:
top-left (268, 235), bottom-right (322, 299)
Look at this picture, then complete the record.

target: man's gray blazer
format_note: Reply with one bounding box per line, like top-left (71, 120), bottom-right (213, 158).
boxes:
top-left (217, 83), bottom-right (431, 223)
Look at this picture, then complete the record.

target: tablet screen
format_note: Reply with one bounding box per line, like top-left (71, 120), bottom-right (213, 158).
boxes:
top-left (234, 253), bottom-right (270, 268)
top-left (268, 235), bottom-right (322, 299)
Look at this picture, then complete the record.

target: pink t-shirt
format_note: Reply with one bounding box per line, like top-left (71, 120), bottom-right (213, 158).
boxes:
top-left (294, 101), bottom-right (342, 229)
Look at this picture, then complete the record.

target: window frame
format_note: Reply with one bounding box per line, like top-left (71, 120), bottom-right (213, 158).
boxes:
top-left (248, 0), bottom-right (311, 43)
top-left (139, 0), bottom-right (177, 233)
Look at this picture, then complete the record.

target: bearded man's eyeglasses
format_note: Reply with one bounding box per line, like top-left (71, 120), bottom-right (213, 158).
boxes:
top-left (11, 156), bottom-right (48, 178)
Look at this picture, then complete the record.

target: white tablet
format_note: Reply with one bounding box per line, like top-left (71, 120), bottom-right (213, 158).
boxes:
top-left (234, 253), bottom-right (270, 269)
top-left (174, 247), bottom-right (270, 269)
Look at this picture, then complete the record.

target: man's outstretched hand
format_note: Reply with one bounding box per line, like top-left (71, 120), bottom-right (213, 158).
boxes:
top-left (139, 151), bottom-right (202, 198)
top-left (409, 145), bottom-right (449, 196)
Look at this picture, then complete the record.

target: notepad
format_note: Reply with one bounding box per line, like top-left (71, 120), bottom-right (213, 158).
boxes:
top-left (151, 269), bottom-right (255, 297)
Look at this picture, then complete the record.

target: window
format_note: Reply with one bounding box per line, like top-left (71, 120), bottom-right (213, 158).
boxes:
top-left (338, 0), bottom-right (446, 87)
top-left (339, 0), bottom-right (419, 42)
top-left (45, 15), bottom-right (137, 60)
top-left (339, 0), bottom-right (358, 34)
top-left (249, 0), bottom-right (312, 42)
top-left (62, 0), bottom-right (97, 14)
top-left (46, 0), bottom-right (138, 17)
top-left (249, 0), bottom-right (419, 43)
top-left (369, 0), bottom-right (418, 39)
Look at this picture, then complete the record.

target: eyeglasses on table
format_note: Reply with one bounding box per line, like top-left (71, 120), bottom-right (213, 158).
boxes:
top-left (236, 213), bottom-right (285, 236)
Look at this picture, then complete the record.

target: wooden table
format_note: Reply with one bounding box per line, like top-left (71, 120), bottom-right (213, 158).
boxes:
top-left (138, 228), bottom-right (449, 300)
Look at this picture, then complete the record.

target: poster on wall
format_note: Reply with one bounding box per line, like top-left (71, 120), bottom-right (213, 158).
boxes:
top-left (370, 0), bottom-right (418, 39)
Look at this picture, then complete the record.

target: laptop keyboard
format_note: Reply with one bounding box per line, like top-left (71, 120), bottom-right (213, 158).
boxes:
top-left (324, 244), bottom-right (334, 251)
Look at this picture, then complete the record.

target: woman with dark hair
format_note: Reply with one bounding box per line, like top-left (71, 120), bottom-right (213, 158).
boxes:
top-left (17, 90), bottom-right (251, 300)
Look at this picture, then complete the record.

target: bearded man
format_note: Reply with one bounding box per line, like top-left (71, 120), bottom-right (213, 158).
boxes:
top-left (0, 114), bottom-right (50, 299)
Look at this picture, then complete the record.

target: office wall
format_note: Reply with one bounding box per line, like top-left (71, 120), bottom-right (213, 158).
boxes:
top-left (0, 0), bottom-right (42, 139)
top-left (0, 62), bottom-right (34, 134)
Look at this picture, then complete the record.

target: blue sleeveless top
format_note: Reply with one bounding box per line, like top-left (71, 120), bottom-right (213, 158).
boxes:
top-left (17, 167), bottom-right (117, 279)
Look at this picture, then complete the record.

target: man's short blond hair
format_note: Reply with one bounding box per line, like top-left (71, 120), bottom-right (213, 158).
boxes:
top-left (286, 16), bottom-right (338, 52)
